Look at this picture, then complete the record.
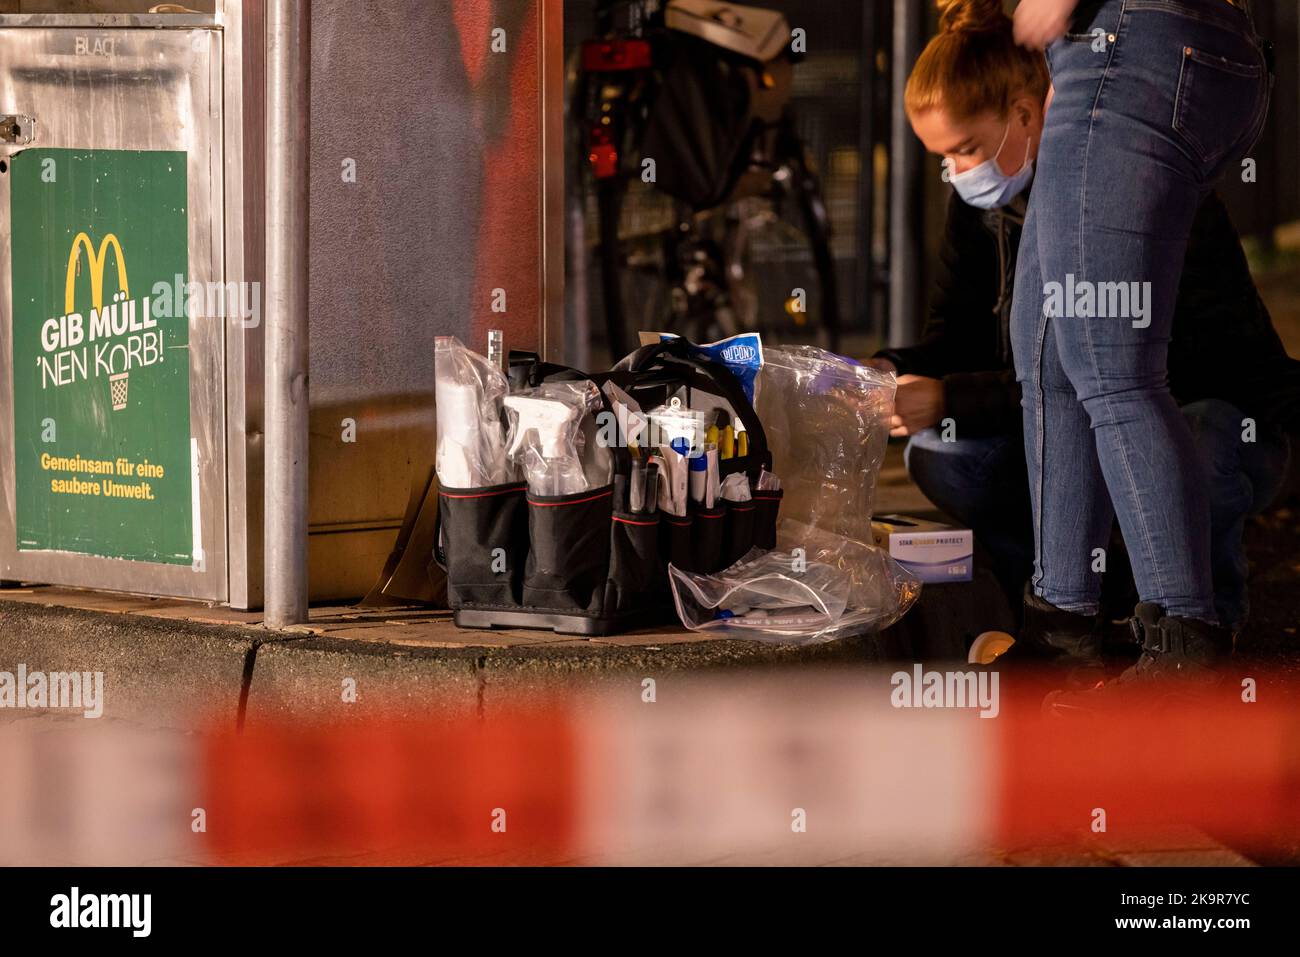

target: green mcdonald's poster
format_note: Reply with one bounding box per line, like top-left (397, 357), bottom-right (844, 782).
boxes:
top-left (9, 148), bottom-right (193, 565)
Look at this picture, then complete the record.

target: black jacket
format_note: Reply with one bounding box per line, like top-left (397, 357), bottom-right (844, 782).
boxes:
top-left (874, 187), bottom-right (1300, 436)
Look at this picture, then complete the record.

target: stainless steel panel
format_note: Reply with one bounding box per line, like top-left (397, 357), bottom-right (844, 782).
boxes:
top-left (222, 0), bottom-right (261, 610)
top-left (303, 1), bottom-right (561, 602)
top-left (0, 21), bottom-right (228, 600)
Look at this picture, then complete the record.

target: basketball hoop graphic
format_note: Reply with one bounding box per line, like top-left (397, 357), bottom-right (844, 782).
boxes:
top-left (109, 372), bottom-right (129, 411)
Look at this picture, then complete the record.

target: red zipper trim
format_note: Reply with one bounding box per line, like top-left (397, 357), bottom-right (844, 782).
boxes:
top-left (439, 484), bottom-right (526, 499)
top-left (527, 489), bottom-right (614, 507)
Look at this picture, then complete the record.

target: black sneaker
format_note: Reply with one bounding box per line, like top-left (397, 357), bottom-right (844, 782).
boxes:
top-left (1043, 602), bottom-right (1234, 716)
top-left (982, 586), bottom-right (1103, 689)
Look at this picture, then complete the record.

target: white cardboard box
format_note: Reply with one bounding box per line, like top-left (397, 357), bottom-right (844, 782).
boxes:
top-left (872, 514), bottom-right (973, 583)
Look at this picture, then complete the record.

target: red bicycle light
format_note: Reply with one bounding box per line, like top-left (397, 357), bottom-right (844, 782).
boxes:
top-left (582, 38), bottom-right (652, 72)
top-left (589, 142), bottom-right (619, 179)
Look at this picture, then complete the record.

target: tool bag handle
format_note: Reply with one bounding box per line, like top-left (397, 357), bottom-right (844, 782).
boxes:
top-left (513, 343), bottom-right (763, 465)
top-left (610, 338), bottom-right (771, 470)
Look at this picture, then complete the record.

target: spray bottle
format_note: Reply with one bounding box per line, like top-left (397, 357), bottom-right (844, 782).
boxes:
top-left (503, 388), bottom-right (589, 496)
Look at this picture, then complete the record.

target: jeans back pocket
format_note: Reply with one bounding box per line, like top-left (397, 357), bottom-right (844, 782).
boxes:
top-left (1173, 44), bottom-right (1267, 173)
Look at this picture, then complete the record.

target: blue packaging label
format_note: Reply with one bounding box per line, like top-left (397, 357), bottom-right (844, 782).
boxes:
top-left (658, 332), bottom-right (763, 403)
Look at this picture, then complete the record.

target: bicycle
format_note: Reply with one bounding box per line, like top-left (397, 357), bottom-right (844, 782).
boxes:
top-left (570, 0), bottom-right (842, 359)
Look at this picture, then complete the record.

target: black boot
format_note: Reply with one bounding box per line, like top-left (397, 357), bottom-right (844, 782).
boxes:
top-left (1043, 602), bottom-right (1234, 715)
top-left (984, 586), bottom-right (1103, 688)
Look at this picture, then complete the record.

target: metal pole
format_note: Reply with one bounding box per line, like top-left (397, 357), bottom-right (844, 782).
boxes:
top-left (567, 172), bottom-right (590, 369)
top-left (857, 1), bottom-right (879, 343)
top-left (889, 0), bottom-right (926, 348)
top-left (264, 0), bottom-right (310, 627)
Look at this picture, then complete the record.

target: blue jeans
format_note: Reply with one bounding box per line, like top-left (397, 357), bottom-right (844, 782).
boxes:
top-left (906, 400), bottom-right (1290, 631)
top-left (1009, 0), bottom-right (1271, 620)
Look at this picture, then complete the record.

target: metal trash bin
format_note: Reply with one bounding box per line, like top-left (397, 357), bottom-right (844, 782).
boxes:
top-left (1, 0), bottom-right (565, 610)
top-left (0, 2), bottom-right (260, 605)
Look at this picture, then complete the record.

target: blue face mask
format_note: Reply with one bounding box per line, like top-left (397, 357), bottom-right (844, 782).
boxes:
top-left (946, 122), bottom-right (1034, 210)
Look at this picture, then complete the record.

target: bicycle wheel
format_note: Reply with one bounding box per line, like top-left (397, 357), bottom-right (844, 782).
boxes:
top-left (713, 146), bottom-right (842, 351)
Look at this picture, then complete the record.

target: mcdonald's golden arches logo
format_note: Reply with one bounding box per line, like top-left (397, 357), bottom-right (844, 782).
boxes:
top-left (65, 231), bottom-right (129, 315)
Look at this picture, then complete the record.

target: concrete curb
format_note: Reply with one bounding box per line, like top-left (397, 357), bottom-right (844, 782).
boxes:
top-left (0, 561), bottom-right (1010, 726)
top-left (243, 628), bottom-right (885, 722)
top-left (1, 598), bottom-right (890, 728)
top-left (243, 637), bottom-right (482, 724)
top-left (0, 600), bottom-right (262, 729)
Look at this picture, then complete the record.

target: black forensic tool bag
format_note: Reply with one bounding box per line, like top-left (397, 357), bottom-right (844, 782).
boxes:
top-left (433, 338), bottom-right (782, 636)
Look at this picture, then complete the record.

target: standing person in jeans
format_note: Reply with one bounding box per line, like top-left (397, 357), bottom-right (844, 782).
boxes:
top-left (872, 0), bottom-right (1297, 643)
top-left (1005, 0), bottom-right (1273, 700)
